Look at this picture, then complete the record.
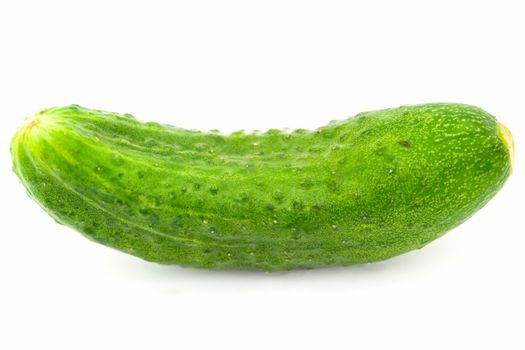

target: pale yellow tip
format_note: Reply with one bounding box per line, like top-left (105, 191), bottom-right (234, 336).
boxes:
top-left (24, 116), bottom-right (40, 128)
top-left (498, 122), bottom-right (514, 170)
top-left (19, 114), bottom-right (50, 133)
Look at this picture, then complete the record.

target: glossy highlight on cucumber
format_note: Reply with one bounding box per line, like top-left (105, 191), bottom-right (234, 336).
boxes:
top-left (11, 103), bottom-right (513, 271)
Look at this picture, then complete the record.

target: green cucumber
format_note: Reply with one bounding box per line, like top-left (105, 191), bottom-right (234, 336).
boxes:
top-left (11, 103), bottom-right (513, 271)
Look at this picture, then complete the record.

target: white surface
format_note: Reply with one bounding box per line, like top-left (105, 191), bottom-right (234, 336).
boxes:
top-left (0, 1), bottom-right (523, 349)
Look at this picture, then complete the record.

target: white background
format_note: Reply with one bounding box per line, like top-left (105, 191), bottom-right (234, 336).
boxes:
top-left (0, 1), bottom-right (523, 349)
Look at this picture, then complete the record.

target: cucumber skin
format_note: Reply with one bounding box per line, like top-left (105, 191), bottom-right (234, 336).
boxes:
top-left (11, 103), bottom-right (512, 271)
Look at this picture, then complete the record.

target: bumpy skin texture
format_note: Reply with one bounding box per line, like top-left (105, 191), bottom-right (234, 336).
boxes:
top-left (11, 103), bottom-right (512, 271)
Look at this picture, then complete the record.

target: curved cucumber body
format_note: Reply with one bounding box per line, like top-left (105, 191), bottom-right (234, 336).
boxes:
top-left (11, 103), bottom-right (512, 271)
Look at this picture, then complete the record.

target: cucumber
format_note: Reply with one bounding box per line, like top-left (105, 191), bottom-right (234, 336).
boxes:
top-left (11, 103), bottom-right (513, 271)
